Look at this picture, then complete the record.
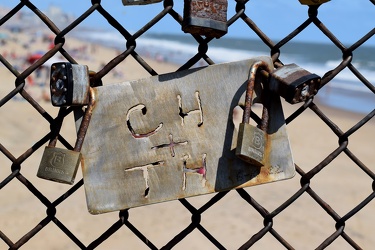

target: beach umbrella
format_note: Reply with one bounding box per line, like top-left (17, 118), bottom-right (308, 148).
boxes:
top-left (27, 51), bottom-right (44, 64)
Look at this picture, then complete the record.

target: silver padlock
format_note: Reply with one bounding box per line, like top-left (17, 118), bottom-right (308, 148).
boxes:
top-left (50, 62), bottom-right (90, 107)
top-left (122, 0), bottom-right (162, 5)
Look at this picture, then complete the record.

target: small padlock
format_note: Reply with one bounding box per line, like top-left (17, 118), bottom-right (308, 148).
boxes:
top-left (37, 88), bottom-right (95, 184)
top-left (50, 62), bottom-right (90, 107)
top-left (122, 0), bottom-right (162, 5)
top-left (235, 61), bottom-right (272, 167)
top-left (270, 63), bottom-right (321, 104)
top-left (182, 0), bottom-right (228, 38)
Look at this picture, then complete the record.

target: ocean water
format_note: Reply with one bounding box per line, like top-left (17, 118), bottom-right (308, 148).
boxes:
top-left (73, 30), bottom-right (375, 115)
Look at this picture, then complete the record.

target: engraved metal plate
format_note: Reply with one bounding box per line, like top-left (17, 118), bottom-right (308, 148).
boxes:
top-left (77, 57), bottom-right (295, 214)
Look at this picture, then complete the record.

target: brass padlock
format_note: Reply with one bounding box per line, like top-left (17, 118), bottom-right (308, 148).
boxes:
top-left (37, 88), bottom-right (95, 184)
top-left (122, 0), bottom-right (162, 5)
top-left (182, 0), bottom-right (228, 38)
top-left (271, 64), bottom-right (321, 104)
top-left (235, 61), bottom-right (271, 167)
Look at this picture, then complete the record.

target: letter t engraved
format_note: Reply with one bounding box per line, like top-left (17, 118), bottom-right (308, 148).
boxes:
top-left (125, 161), bottom-right (164, 198)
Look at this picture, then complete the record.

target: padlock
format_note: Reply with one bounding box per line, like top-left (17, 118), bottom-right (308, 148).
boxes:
top-left (50, 62), bottom-right (90, 107)
top-left (235, 61), bottom-right (271, 167)
top-left (182, 0), bottom-right (228, 38)
top-left (270, 64), bottom-right (321, 104)
top-left (37, 88), bottom-right (95, 184)
top-left (122, 0), bottom-right (162, 5)
top-left (299, 0), bottom-right (330, 5)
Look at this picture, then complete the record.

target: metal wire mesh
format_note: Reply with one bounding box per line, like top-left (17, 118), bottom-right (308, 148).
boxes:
top-left (1, 0), bottom-right (374, 249)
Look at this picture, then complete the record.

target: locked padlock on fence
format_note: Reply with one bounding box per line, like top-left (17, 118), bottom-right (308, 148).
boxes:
top-left (182, 0), bottom-right (228, 38)
top-left (50, 62), bottom-right (90, 107)
top-left (38, 62), bottom-right (93, 184)
top-left (271, 64), bottom-right (321, 104)
top-left (235, 61), bottom-right (272, 167)
top-left (299, 0), bottom-right (330, 5)
top-left (37, 88), bottom-right (94, 184)
top-left (122, 0), bottom-right (162, 5)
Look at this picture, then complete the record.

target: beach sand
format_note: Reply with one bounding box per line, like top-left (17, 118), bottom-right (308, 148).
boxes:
top-left (0, 30), bottom-right (374, 249)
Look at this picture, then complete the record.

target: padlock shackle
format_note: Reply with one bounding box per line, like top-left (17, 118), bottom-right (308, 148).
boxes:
top-left (242, 60), bottom-right (272, 125)
top-left (48, 107), bottom-right (68, 147)
top-left (74, 87), bottom-right (95, 152)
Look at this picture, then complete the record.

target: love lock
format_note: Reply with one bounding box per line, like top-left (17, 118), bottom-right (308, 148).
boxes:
top-left (76, 57), bottom-right (296, 214)
top-left (270, 63), bottom-right (321, 104)
top-left (122, 0), bottom-right (162, 5)
top-left (182, 0), bottom-right (228, 38)
top-left (299, 0), bottom-right (330, 5)
top-left (50, 62), bottom-right (90, 107)
top-left (234, 61), bottom-right (295, 179)
top-left (37, 63), bottom-right (94, 185)
top-left (236, 61), bottom-right (272, 167)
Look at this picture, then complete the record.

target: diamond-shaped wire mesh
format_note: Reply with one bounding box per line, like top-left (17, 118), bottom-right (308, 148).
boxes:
top-left (0, 0), bottom-right (374, 249)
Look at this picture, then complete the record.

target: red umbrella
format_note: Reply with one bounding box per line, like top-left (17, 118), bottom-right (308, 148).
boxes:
top-left (27, 51), bottom-right (44, 64)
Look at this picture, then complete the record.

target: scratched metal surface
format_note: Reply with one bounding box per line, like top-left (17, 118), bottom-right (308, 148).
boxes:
top-left (78, 56), bottom-right (295, 214)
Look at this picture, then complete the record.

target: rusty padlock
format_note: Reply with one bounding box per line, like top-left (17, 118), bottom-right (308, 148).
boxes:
top-left (37, 88), bottom-right (95, 184)
top-left (235, 61), bottom-right (272, 167)
top-left (122, 0), bottom-right (162, 5)
top-left (182, 0), bottom-right (228, 38)
top-left (299, 0), bottom-right (330, 5)
top-left (270, 63), bottom-right (321, 104)
top-left (50, 62), bottom-right (90, 107)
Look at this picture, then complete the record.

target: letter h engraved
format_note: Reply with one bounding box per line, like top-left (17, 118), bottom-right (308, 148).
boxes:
top-left (177, 91), bottom-right (203, 127)
top-left (182, 153), bottom-right (207, 190)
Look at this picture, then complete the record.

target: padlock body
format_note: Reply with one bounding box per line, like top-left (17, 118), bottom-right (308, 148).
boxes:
top-left (271, 64), bottom-right (320, 104)
top-left (182, 0), bottom-right (228, 38)
top-left (37, 146), bottom-right (81, 184)
top-left (235, 123), bottom-right (266, 167)
top-left (50, 63), bottom-right (90, 107)
top-left (299, 0), bottom-right (330, 5)
top-left (122, 0), bottom-right (162, 5)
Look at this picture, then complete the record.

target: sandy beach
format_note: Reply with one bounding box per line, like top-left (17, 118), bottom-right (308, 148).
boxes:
top-left (1, 29), bottom-right (374, 249)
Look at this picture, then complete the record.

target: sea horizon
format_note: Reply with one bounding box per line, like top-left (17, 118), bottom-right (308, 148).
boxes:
top-left (71, 28), bottom-right (375, 115)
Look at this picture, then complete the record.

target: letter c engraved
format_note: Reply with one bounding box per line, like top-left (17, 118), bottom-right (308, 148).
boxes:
top-left (126, 104), bottom-right (163, 138)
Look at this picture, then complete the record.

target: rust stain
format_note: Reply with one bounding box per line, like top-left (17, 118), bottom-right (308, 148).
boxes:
top-left (182, 0), bottom-right (228, 38)
top-left (256, 133), bottom-right (275, 184)
top-left (80, 155), bottom-right (86, 173)
top-left (92, 87), bottom-right (99, 110)
top-left (75, 88), bottom-right (96, 152)
top-left (189, 0), bottom-right (227, 22)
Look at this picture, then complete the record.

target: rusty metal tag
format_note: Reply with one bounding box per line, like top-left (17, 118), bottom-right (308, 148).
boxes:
top-left (77, 56), bottom-right (295, 214)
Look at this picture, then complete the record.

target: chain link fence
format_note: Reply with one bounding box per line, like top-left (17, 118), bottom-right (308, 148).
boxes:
top-left (1, 0), bottom-right (375, 249)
